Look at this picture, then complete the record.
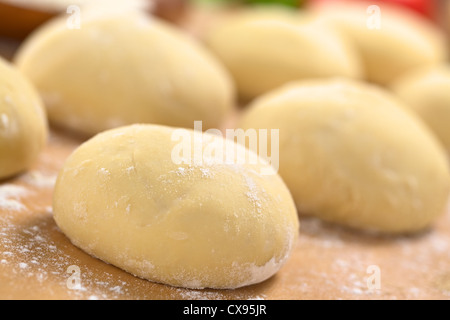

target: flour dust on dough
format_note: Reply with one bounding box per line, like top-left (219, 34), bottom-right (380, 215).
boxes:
top-left (53, 124), bottom-right (299, 289)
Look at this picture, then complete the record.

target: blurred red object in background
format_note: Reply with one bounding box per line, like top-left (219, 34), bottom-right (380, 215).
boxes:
top-left (309, 0), bottom-right (437, 20)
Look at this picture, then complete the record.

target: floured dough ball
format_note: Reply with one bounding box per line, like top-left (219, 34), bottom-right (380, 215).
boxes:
top-left (239, 79), bottom-right (450, 233)
top-left (0, 57), bottom-right (48, 180)
top-left (312, 2), bottom-right (447, 85)
top-left (392, 65), bottom-right (450, 153)
top-left (15, 10), bottom-right (234, 136)
top-left (53, 124), bottom-right (299, 289)
top-left (205, 9), bottom-right (362, 100)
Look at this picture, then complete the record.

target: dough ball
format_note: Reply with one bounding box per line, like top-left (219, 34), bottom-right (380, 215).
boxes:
top-left (312, 2), bottom-right (447, 85)
top-left (0, 57), bottom-right (48, 180)
top-left (391, 65), bottom-right (450, 153)
top-left (53, 124), bottom-right (299, 289)
top-left (239, 79), bottom-right (450, 233)
top-left (15, 10), bottom-right (234, 136)
top-left (205, 9), bottom-right (362, 100)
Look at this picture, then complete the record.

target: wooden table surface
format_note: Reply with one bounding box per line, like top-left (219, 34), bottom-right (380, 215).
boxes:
top-left (1, 5), bottom-right (450, 300)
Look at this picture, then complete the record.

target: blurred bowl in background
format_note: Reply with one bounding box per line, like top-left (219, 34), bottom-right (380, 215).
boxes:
top-left (0, 0), bottom-right (187, 40)
top-left (0, 2), bottom-right (54, 40)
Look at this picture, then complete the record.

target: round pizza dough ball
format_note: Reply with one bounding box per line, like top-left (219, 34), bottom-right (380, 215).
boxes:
top-left (239, 79), bottom-right (450, 233)
top-left (311, 2), bottom-right (447, 85)
top-left (205, 9), bottom-right (362, 100)
top-left (392, 65), bottom-right (450, 153)
top-left (15, 10), bottom-right (234, 136)
top-left (0, 57), bottom-right (48, 180)
top-left (53, 124), bottom-right (299, 289)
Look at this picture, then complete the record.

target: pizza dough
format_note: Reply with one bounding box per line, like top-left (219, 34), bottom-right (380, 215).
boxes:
top-left (392, 65), bottom-right (450, 153)
top-left (205, 9), bottom-right (362, 100)
top-left (239, 79), bottom-right (450, 233)
top-left (53, 124), bottom-right (299, 289)
top-left (0, 57), bottom-right (48, 180)
top-left (312, 2), bottom-right (447, 85)
top-left (15, 10), bottom-right (234, 136)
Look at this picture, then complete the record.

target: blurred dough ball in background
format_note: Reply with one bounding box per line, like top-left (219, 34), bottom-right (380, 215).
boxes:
top-left (0, 57), bottom-right (48, 180)
top-left (15, 9), bottom-right (234, 137)
top-left (205, 8), bottom-right (362, 101)
top-left (311, 1), bottom-right (448, 85)
top-left (238, 79), bottom-right (450, 233)
top-left (392, 65), bottom-right (450, 153)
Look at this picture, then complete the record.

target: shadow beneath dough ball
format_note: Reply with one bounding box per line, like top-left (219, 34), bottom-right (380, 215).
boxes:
top-left (298, 214), bottom-right (434, 247)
